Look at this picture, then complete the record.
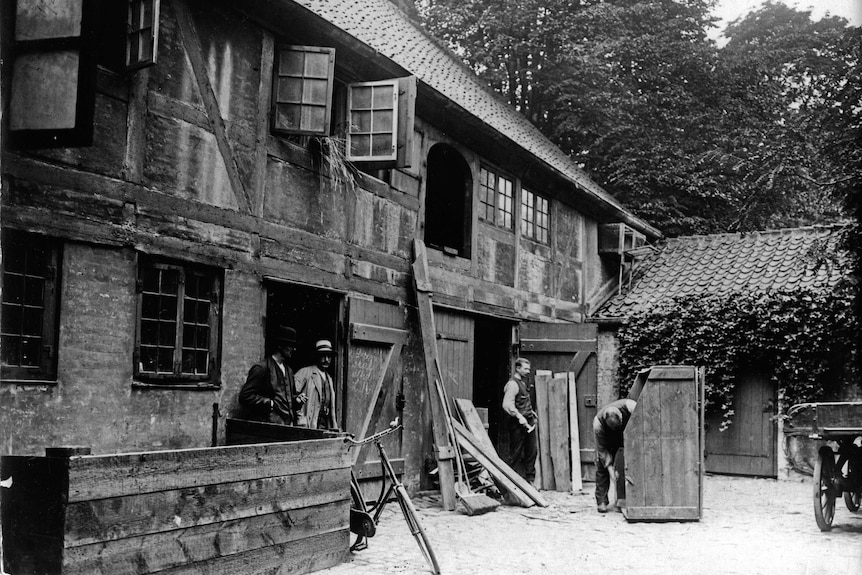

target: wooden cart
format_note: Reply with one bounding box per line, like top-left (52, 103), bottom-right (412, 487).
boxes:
top-left (786, 402), bottom-right (862, 531)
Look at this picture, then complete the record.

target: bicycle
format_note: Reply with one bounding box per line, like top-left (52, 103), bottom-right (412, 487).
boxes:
top-left (346, 418), bottom-right (441, 575)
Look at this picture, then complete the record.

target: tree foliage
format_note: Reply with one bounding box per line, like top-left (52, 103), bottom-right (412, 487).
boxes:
top-left (418, 0), bottom-right (859, 237)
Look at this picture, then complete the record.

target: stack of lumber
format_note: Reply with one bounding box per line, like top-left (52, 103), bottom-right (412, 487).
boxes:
top-left (453, 399), bottom-right (548, 508)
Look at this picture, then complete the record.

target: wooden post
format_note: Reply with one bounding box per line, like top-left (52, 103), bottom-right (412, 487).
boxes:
top-left (412, 239), bottom-right (457, 511)
top-left (567, 372), bottom-right (583, 492)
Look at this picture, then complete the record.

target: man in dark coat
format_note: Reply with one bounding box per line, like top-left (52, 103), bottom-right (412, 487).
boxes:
top-left (239, 325), bottom-right (298, 425)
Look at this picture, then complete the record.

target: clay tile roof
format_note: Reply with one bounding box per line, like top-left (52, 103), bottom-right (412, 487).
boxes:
top-left (597, 224), bottom-right (852, 318)
top-left (293, 0), bottom-right (659, 238)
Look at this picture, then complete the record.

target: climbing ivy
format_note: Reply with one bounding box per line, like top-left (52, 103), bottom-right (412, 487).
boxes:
top-left (617, 287), bottom-right (859, 425)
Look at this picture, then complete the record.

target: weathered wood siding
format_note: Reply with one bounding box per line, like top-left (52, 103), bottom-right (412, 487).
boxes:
top-left (1, 0), bottom-right (610, 487)
top-left (0, 438), bottom-right (351, 574)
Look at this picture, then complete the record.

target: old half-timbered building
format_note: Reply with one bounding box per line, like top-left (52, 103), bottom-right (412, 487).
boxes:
top-left (0, 0), bottom-right (660, 491)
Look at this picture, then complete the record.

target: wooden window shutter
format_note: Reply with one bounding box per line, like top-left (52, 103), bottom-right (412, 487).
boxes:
top-left (8, 0), bottom-right (99, 148)
top-left (346, 76), bottom-right (415, 168)
top-left (126, 0), bottom-right (160, 70)
top-left (271, 45), bottom-right (335, 136)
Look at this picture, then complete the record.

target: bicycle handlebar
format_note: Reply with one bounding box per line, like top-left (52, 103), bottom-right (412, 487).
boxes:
top-left (345, 418), bottom-right (402, 447)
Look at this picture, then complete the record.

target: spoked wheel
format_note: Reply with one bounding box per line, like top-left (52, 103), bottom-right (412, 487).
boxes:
top-left (814, 446), bottom-right (837, 531)
top-left (349, 475), bottom-right (375, 551)
top-left (845, 490), bottom-right (861, 512)
top-left (395, 485), bottom-right (441, 575)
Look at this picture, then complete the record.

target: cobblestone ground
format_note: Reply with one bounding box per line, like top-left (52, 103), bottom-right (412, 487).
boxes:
top-left (320, 475), bottom-right (861, 575)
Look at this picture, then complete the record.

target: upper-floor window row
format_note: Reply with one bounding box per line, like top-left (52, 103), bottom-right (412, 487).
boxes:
top-left (272, 45), bottom-right (417, 169)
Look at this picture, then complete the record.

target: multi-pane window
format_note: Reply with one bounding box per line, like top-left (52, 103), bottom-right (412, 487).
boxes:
top-left (521, 189), bottom-right (550, 244)
top-left (1, 231), bottom-right (60, 381)
top-left (126, 0), bottom-right (161, 70)
top-left (479, 167), bottom-right (514, 229)
top-left (272, 45), bottom-right (335, 136)
top-left (347, 80), bottom-right (399, 162)
top-left (136, 260), bottom-right (221, 383)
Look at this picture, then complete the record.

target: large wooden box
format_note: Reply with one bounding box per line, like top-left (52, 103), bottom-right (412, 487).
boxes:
top-left (1, 432), bottom-right (351, 574)
top-left (622, 365), bottom-right (704, 521)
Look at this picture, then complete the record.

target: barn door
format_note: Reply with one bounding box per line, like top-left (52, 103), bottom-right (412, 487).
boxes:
top-left (705, 373), bottom-right (777, 477)
top-left (519, 322), bottom-right (598, 481)
top-left (345, 297), bottom-right (408, 481)
top-left (434, 308), bottom-right (475, 402)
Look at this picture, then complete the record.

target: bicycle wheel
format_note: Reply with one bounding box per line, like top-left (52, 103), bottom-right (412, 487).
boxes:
top-left (350, 475), bottom-right (374, 551)
top-left (395, 485), bottom-right (441, 575)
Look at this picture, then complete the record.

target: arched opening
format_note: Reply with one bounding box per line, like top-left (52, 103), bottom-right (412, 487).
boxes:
top-left (424, 144), bottom-right (472, 258)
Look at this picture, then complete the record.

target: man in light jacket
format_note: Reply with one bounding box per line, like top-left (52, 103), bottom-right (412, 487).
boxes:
top-left (294, 339), bottom-right (338, 430)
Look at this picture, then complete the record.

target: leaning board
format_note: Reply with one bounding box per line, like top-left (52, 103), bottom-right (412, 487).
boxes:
top-left (623, 365), bottom-right (704, 521)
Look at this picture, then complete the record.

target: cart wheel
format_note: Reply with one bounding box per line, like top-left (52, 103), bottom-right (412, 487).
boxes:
top-left (814, 446), bottom-right (837, 531)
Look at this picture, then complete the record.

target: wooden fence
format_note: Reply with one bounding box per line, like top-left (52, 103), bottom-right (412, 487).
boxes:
top-left (1, 430), bottom-right (351, 574)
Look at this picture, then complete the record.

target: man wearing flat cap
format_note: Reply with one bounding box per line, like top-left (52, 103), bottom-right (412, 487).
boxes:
top-left (294, 339), bottom-right (338, 430)
top-left (239, 325), bottom-right (298, 425)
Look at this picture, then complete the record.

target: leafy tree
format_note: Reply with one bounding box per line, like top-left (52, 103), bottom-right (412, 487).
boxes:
top-left (419, 1), bottom-right (857, 237)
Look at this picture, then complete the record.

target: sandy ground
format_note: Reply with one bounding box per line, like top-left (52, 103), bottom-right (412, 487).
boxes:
top-left (319, 474), bottom-right (862, 575)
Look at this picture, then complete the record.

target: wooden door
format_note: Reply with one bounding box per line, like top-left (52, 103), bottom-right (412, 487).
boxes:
top-left (705, 373), bottom-right (777, 477)
top-left (345, 297), bottom-right (408, 481)
top-left (624, 366), bottom-right (704, 521)
top-left (435, 308), bottom-right (475, 403)
top-left (519, 322), bottom-right (598, 481)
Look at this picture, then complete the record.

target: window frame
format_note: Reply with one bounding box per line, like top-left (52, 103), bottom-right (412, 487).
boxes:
top-left (478, 165), bottom-right (515, 230)
top-left (271, 44), bottom-right (336, 137)
top-left (346, 78), bottom-right (400, 163)
top-left (344, 76), bottom-right (416, 168)
top-left (521, 189), bottom-right (550, 245)
top-left (1, 231), bottom-right (61, 383)
top-left (8, 0), bottom-right (100, 148)
top-left (126, 0), bottom-right (161, 71)
top-left (134, 257), bottom-right (222, 386)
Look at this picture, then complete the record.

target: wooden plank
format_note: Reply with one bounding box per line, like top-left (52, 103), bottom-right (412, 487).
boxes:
top-left (567, 372), bottom-right (583, 492)
top-left (252, 31), bottom-right (275, 217)
top-left (66, 439), bottom-right (350, 502)
top-left (548, 375), bottom-right (571, 491)
top-left (453, 420), bottom-right (548, 507)
top-left (352, 341), bottom-right (402, 466)
top-left (412, 239), bottom-right (457, 511)
top-left (64, 468), bottom-right (350, 546)
top-left (152, 528), bottom-right (348, 575)
top-left (350, 322), bottom-right (408, 345)
top-left (534, 372), bottom-right (554, 490)
top-left (453, 427), bottom-right (534, 508)
top-left (624, 506), bottom-right (701, 521)
top-left (63, 500), bottom-right (349, 574)
top-left (0, 456), bottom-right (67, 575)
top-left (520, 339), bottom-right (597, 353)
top-left (353, 458), bottom-right (405, 481)
top-left (646, 365), bottom-right (695, 380)
top-left (225, 419), bottom-right (343, 443)
top-left (453, 398), bottom-right (496, 455)
top-left (641, 373), bottom-right (663, 508)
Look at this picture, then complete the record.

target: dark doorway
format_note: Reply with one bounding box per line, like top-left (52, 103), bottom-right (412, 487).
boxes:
top-left (264, 281), bottom-right (344, 394)
top-left (424, 144), bottom-right (472, 257)
top-left (473, 316), bottom-right (514, 453)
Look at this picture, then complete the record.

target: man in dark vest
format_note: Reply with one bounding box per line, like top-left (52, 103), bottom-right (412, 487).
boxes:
top-left (593, 397), bottom-right (637, 513)
top-left (502, 357), bottom-right (538, 484)
top-left (239, 325), bottom-right (298, 425)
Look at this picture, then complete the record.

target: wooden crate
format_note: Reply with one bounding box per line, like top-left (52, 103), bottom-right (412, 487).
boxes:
top-left (622, 365), bottom-right (704, 521)
top-left (1, 433), bottom-right (351, 574)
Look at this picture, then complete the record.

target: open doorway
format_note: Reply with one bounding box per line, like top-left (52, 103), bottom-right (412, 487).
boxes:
top-left (264, 281), bottom-right (345, 417)
top-left (473, 316), bottom-right (514, 454)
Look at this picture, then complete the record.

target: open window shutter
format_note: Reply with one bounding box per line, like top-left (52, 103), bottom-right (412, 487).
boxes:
top-left (346, 75), bottom-right (415, 168)
top-left (9, 0), bottom-right (98, 148)
top-left (271, 45), bottom-right (335, 136)
top-left (126, 0), bottom-right (161, 70)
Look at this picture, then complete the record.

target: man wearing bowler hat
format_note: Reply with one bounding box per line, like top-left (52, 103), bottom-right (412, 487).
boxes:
top-left (294, 339), bottom-right (338, 430)
top-left (239, 325), bottom-right (298, 425)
